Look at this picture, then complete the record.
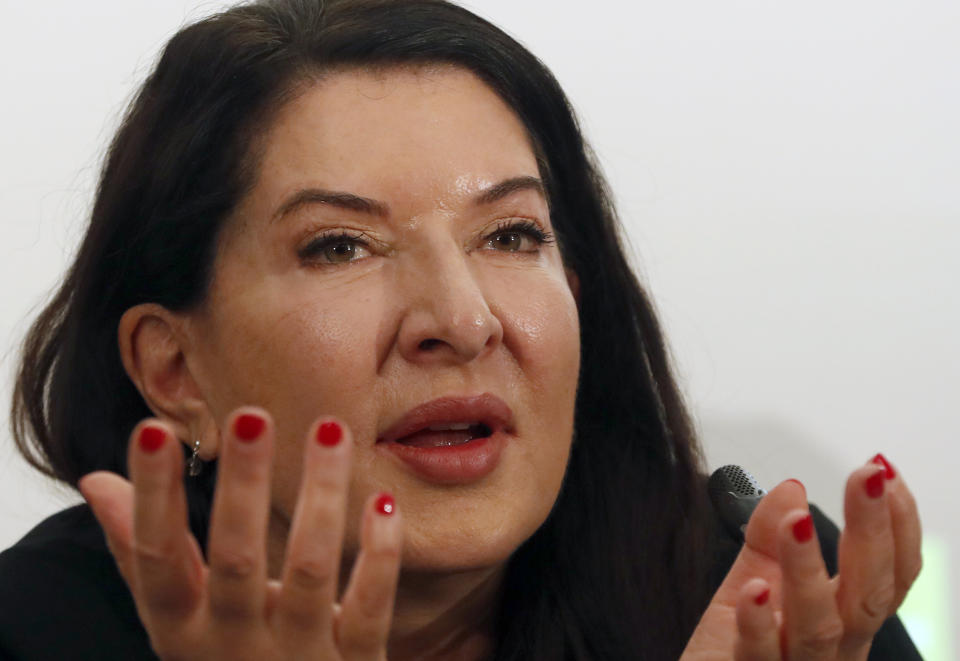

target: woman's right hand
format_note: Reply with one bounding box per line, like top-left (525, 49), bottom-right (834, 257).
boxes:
top-left (78, 408), bottom-right (403, 661)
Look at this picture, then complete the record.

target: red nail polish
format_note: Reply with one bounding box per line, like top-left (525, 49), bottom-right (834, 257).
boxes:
top-left (375, 492), bottom-right (395, 516)
top-left (865, 469), bottom-right (885, 498)
top-left (233, 413), bottom-right (265, 442)
top-left (316, 421), bottom-right (342, 446)
top-left (871, 453), bottom-right (896, 480)
top-left (792, 513), bottom-right (814, 543)
top-left (754, 588), bottom-right (770, 606)
top-left (138, 426), bottom-right (166, 453)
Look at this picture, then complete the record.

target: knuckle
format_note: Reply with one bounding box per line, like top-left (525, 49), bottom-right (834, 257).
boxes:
top-left (898, 553), bottom-right (923, 593)
top-left (797, 616), bottom-right (844, 656)
top-left (860, 580), bottom-right (897, 620)
top-left (909, 553), bottom-right (923, 581)
top-left (133, 539), bottom-right (175, 565)
top-left (287, 558), bottom-right (336, 591)
top-left (209, 547), bottom-right (258, 580)
top-left (354, 582), bottom-right (392, 621)
top-left (309, 501), bottom-right (347, 532)
top-left (369, 541), bottom-right (402, 562)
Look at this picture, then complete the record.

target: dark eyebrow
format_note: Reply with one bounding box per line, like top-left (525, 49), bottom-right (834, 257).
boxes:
top-left (273, 189), bottom-right (389, 222)
top-left (473, 175), bottom-right (546, 206)
top-left (272, 175), bottom-right (546, 223)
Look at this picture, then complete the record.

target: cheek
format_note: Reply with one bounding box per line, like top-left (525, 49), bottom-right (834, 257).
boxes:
top-left (200, 283), bottom-right (383, 449)
top-left (497, 271), bottom-right (580, 383)
top-left (498, 271), bottom-right (580, 486)
top-left (210, 291), bottom-right (385, 518)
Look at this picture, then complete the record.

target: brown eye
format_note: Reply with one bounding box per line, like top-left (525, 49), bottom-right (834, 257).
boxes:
top-left (298, 232), bottom-right (372, 265)
top-left (492, 232), bottom-right (523, 251)
top-left (483, 220), bottom-right (555, 253)
top-left (324, 241), bottom-right (358, 263)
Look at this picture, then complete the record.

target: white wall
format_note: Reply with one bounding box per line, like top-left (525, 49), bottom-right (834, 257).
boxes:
top-left (2, 0), bottom-right (956, 653)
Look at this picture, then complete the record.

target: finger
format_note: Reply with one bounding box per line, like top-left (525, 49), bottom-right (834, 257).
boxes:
top-left (873, 454), bottom-right (922, 609)
top-left (336, 491), bottom-right (402, 661)
top-left (779, 509), bottom-right (843, 660)
top-left (744, 479), bottom-right (809, 559)
top-left (206, 408), bottom-right (274, 624)
top-left (128, 421), bottom-right (205, 624)
top-left (274, 417), bottom-right (353, 646)
top-left (79, 471), bottom-right (137, 591)
top-left (734, 578), bottom-right (781, 661)
top-left (836, 462), bottom-right (895, 648)
top-left (681, 480), bottom-right (805, 657)
top-left (714, 479), bottom-right (808, 604)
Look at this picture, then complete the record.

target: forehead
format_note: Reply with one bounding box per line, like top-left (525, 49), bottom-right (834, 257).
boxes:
top-left (250, 65), bottom-right (540, 213)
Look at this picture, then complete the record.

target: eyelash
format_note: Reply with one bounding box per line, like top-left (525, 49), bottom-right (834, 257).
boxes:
top-left (297, 219), bottom-right (556, 265)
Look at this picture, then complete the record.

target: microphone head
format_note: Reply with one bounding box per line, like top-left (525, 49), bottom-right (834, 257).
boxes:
top-left (708, 465), bottom-right (767, 542)
top-left (708, 464), bottom-right (766, 499)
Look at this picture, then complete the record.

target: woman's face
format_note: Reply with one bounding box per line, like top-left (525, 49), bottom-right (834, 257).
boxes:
top-left (187, 66), bottom-right (580, 572)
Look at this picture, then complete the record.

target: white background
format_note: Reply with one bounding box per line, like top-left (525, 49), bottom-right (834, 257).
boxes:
top-left (1, 0), bottom-right (957, 652)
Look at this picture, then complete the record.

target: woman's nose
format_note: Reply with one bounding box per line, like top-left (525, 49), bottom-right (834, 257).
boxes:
top-left (394, 247), bottom-right (504, 365)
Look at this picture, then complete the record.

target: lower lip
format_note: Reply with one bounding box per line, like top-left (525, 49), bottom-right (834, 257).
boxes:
top-left (376, 429), bottom-right (508, 485)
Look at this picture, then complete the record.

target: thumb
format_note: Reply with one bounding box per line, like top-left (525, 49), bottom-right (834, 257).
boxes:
top-left (79, 471), bottom-right (138, 593)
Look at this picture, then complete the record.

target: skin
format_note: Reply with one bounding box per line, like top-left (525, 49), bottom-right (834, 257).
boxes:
top-left (97, 65), bottom-right (580, 660)
top-left (78, 65), bottom-right (922, 661)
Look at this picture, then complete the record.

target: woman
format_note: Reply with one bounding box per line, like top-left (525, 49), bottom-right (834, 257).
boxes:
top-left (1, 0), bottom-right (922, 659)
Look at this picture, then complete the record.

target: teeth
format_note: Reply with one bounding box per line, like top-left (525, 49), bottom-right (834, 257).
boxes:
top-left (426, 422), bottom-right (475, 431)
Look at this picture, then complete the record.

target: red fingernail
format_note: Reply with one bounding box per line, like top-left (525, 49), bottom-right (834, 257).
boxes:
top-left (316, 421), bottom-right (342, 446)
top-left (865, 469), bottom-right (885, 498)
top-left (792, 513), bottom-right (814, 543)
top-left (233, 413), bottom-right (265, 442)
top-left (871, 453), bottom-right (896, 480)
top-left (375, 492), bottom-right (395, 516)
top-left (787, 478), bottom-right (806, 494)
top-left (754, 588), bottom-right (770, 606)
top-left (138, 426), bottom-right (166, 453)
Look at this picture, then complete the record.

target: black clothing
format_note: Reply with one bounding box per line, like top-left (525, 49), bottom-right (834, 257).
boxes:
top-left (0, 506), bottom-right (156, 660)
top-left (0, 504), bottom-right (922, 660)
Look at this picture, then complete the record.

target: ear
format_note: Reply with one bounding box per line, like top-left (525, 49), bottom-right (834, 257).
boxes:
top-left (565, 267), bottom-right (581, 307)
top-left (117, 304), bottom-right (220, 460)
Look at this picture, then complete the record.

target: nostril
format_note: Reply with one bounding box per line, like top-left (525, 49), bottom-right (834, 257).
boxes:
top-left (419, 338), bottom-right (443, 351)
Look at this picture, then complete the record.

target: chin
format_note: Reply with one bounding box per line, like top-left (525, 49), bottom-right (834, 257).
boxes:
top-left (398, 525), bottom-right (531, 574)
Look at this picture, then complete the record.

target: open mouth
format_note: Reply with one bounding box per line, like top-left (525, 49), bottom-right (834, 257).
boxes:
top-left (394, 422), bottom-right (493, 448)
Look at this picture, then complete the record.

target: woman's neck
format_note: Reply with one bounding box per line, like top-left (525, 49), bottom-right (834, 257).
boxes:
top-left (385, 565), bottom-right (504, 661)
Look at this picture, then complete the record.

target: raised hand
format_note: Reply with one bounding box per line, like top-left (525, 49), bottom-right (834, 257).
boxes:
top-left (682, 456), bottom-right (921, 661)
top-left (78, 408), bottom-right (403, 661)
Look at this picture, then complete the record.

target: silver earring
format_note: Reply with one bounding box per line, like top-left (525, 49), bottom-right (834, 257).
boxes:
top-left (187, 439), bottom-right (202, 477)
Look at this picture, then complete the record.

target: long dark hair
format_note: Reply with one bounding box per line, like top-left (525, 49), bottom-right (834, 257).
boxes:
top-left (11, 0), bottom-right (715, 658)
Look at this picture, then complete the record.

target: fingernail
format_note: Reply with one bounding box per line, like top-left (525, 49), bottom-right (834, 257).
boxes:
top-left (792, 513), bottom-right (814, 543)
top-left (865, 469), bottom-right (885, 498)
top-left (233, 413), bottom-right (265, 442)
top-left (871, 453), bottom-right (896, 480)
top-left (138, 425), bottom-right (166, 453)
top-left (375, 492), bottom-right (395, 516)
top-left (754, 588), bottom-right (771, 606)
top-left (787, 478), bottom-right (806, 495)
top-left (316, 421), bottom-right (342, 446)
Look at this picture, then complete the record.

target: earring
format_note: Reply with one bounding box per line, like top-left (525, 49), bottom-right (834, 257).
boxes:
top-left (187, 439), bottom-right (202, 477)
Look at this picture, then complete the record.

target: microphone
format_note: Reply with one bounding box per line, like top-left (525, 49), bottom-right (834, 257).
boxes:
top-left (708, 465), bottom-right (841, 575)
top-left (708, 464), bottom-right (767, 543)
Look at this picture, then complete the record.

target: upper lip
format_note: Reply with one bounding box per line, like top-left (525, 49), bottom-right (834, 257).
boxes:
top-left (376, 392), bottom-right (515, 444)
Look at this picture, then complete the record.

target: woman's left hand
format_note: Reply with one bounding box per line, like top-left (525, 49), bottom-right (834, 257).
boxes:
top-left (681, 455), bottom-right (922, 660)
